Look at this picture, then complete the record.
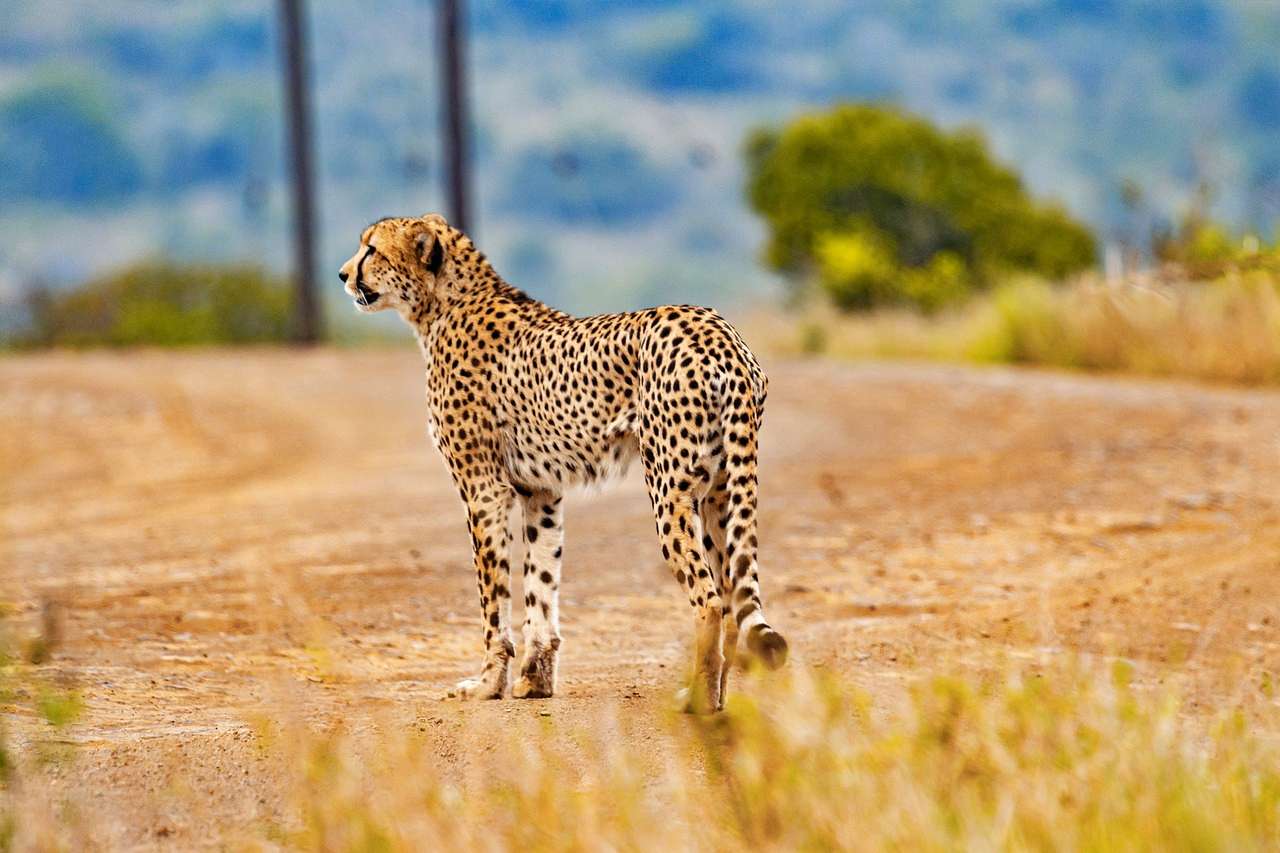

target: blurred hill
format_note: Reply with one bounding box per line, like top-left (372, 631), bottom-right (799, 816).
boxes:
top-left (2, 0), bottom-right (1278, 319)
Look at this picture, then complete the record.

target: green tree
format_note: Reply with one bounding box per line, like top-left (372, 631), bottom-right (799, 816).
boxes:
top-left (745, 103), bottom-right (1096, 311)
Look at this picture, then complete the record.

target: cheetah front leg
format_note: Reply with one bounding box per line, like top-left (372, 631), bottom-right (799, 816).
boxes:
top-left (448, 481), bottom-right (515, 700)
top-left (513, 489), bottom-right (564, 699)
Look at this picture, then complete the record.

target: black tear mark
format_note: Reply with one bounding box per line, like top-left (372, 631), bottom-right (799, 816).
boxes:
top-left (355, 244), bottom-right (374, 287)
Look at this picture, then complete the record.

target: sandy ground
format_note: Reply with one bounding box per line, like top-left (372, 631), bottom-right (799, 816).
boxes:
top-left (2, 349), bottom-right (1279, 847)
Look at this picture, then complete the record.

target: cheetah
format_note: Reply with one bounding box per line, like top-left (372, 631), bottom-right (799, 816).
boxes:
top-left (338, 214), bottom-right (788, 712)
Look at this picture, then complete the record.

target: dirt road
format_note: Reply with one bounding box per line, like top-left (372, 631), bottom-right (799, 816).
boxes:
top-left (3, 349), bottom-right (1279, 846)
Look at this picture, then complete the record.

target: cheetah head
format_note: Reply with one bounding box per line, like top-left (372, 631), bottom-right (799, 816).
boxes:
top-left (338, 214), bottom-right (450, 315)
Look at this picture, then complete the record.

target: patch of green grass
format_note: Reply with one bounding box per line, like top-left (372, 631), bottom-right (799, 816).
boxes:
top-left (34, 687), bottom-right (81, 729)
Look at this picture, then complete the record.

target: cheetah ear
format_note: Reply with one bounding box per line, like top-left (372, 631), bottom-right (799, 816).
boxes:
top-left (415, 230), bottom-right (445, 276)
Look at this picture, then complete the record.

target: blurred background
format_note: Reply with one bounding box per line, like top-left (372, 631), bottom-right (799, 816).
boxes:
top-left (2, 0), bottom-right (1280, 361)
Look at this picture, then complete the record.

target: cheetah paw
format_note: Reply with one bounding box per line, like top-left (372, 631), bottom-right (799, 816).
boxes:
top-left (448, 676), bottom-right (501, 701)
top-left (675, 684), bottom-right (721, 715)
top-left (512, 638), bottom-right (558, 699)
top-left (512, 675), bottom-right (553, 699)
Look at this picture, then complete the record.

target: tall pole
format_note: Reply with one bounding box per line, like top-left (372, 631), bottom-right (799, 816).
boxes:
top-left (278, 0), bottom-right (321, 343)
top-left (438, 0), bottom-right (472, 233)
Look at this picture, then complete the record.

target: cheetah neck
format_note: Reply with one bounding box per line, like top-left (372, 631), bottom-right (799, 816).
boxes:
top-left (404, 259), bottom-right (562, 343)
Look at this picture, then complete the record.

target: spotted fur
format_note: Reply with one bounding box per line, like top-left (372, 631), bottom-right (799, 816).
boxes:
top-left (339, 214), bottom-right (788, 712)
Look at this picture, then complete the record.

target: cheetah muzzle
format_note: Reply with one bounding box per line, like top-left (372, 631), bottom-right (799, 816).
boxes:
top-left (338, 213), bottom-right (789, 713)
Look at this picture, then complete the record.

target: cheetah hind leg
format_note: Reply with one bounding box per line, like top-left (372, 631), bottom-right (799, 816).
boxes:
top-left (674, 605), bottom-right (724, 714)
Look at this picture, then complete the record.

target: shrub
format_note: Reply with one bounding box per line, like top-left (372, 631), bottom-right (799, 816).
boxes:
top-left (899, 250), bottom-right (971, 313)
top-left (1154, 211), bottom-right (1280, 275)
top-left (23, 262), bottom-right (291, 347)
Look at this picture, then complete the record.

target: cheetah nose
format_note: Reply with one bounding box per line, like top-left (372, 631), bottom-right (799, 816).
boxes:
top-left (339, 270), bottom-right (349, 283)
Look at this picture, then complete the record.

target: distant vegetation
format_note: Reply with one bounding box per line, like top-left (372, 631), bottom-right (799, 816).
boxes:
top-left (3, 1), bottom-right (1280, 312)
top-left (740, 103), bottom-right (1280, 387)
top-left (751, 225), bottom-right (1280, 385)
top-left (746, 104), bottom-right (1096, 312)
top-left (20, 263), bottom-right (291, 347)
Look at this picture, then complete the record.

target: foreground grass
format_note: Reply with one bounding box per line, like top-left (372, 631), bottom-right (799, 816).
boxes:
top-left (277, 662), bottom-right (1279, 851)
top-left (750, 268), bottom-right (1280, 386)
top-left (270, 664), bottom-right (1280, 849)
top-left (3, 655), bottom-right (1278, 850)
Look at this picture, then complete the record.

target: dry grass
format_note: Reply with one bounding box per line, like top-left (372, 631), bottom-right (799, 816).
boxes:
top-left (746, 269), bottom-right (1280, 385)
top-left (229, 662), bottom-right (1280, 850)
top-left (8, 651), bottom-right (1276, 850)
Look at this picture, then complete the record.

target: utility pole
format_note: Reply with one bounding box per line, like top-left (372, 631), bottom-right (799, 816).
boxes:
top-left (438, 0), bottom-right (472, 233)
top-left (278, 0), bottom-right (322, 343)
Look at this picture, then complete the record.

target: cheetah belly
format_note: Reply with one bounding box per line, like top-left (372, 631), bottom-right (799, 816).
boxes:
top-left (500, 406), bottom-right (640, 491)
top-left (592, 419), bottom-right (641, 486)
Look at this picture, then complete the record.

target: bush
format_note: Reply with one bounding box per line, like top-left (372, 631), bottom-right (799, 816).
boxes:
top-left (23, 262), bottom-right (292, 347)
top-left (745, 103), bottom-right (1097, 310)
top-left (1154, 210), bottom-right (1280, 275)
